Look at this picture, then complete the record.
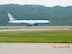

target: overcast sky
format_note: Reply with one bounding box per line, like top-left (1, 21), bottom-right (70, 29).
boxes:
top-left (0, 0), bottom-right (72, 7)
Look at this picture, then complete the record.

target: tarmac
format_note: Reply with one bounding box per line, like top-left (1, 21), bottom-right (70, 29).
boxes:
top-left (0, 26), bottom-right (72, 32)
top-left (0, 29), bottom-right (71, 32)
top-left (0, 43), bottom-right (72, 54)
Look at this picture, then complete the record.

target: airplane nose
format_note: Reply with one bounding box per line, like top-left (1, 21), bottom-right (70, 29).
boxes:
top-left (48, 21), bottom-right (51, 24)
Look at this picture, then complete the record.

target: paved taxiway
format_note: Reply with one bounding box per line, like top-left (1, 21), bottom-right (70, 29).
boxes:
top-left (0, 26), bottom-right (72, 29)
top-left (0, 28), bottom-right (71, 32)
top-left (0, 26), bottom-right (72, 32)
top-left (0, 43), bottom-right (72, 54)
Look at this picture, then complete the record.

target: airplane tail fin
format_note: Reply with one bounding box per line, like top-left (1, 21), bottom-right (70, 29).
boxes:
top-left (8, 13), bottom-right (17, 21)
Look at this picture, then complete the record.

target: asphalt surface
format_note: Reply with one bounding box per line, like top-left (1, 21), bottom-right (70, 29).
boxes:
top-left (0, 29), bottom-right (57, 32)
top-left (0, 29), bottom-right (71, 32)
top-left (0, 26), bottom-right (72, 32)
top-left (0, 43), bottom-right (72, 54)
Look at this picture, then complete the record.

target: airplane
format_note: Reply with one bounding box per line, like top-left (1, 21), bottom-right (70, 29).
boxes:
top-left (8, 13), bottom-right (51, 26)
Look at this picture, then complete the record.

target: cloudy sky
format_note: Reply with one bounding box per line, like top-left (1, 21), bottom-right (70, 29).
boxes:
top-left (0, 0), bottom-right (72, 7)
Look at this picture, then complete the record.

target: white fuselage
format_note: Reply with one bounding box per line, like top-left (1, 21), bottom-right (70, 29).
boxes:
top-left (9, 20), bottom-right (51, 24)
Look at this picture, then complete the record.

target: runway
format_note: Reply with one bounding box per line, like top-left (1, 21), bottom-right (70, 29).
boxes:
top-left (0, 26), bottom-right (72, 32)
top-left (0, 26), bottom-right (72, 29)
top-left (0, 29), bottom-right (71, 32)
top-left (0, 43), bottom-right (72, 54)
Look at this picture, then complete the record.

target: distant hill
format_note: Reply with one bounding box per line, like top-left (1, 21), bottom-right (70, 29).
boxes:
top-left (0, 4), bottom-right (72, 26)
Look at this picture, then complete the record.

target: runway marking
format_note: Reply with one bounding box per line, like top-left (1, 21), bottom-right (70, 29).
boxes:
top-left (52, 45), bottom-right (71, 48)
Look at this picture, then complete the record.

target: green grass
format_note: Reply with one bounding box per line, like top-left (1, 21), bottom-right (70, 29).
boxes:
top-left (0, 30), bottom-right (72, 43)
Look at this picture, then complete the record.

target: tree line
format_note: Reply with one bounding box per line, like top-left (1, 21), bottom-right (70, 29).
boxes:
top-left (0, 4), bottom-right (72, 26)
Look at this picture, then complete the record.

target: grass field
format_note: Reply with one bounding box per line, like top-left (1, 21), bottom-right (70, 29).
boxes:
top-left (0, 30), bottom-right (72, 43)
